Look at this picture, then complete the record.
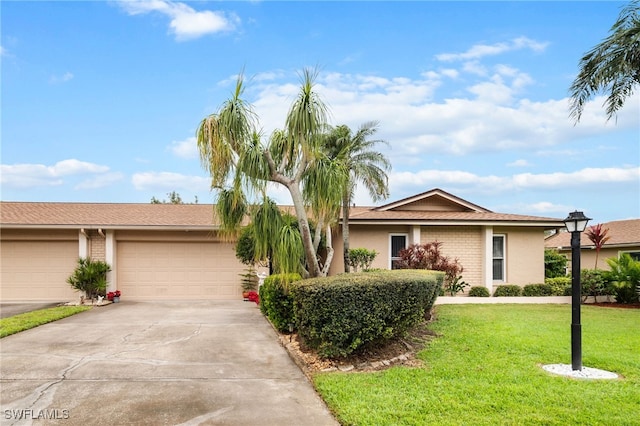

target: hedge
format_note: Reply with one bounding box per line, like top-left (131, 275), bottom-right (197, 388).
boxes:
top-left (292, 270), bottom-right (443, 358)
top-left (493, 284), bottom-right (523, 297)
top-left (259, 273), bottom-right (302, 332)
top-left (544, 277), bottom-right (571, 296)
top-left (523, 283), bottom-right (553, 296)
top-left (468, 286), bottom-right (490, 297)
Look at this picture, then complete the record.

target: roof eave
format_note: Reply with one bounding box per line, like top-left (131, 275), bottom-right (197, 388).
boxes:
top-left (0, 224), bottom-right (221, 231)
top-left (343, 219), bottom-right (565, 228)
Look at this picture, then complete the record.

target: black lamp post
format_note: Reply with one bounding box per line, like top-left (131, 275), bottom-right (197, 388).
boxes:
top-left (563, 210), bottom-right (591, 371)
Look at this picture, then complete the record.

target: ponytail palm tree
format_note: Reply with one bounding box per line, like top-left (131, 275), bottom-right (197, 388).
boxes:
top-left (324, 122), bottom-right (391, 272)
top-left (197, 69), bottom-right (343, 277)
top-left (569, 0), bottom-right (640, 123)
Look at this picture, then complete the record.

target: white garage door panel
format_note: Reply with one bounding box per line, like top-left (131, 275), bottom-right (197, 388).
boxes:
top-left (117, 241), bottom-right (244, 300)
top-left (0, 240), bottom-right (79, 301)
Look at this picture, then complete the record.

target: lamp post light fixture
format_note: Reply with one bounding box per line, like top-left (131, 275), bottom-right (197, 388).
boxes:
top-left (563, 210), bottom-right (591, 371)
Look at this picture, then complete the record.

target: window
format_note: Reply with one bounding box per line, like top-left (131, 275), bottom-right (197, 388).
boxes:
top-left (493, 235), bottom-right (505, 281)
top-left (390, 234), bottom-right (408, 269)
top-left (620, 251), bottom-right (640, 262)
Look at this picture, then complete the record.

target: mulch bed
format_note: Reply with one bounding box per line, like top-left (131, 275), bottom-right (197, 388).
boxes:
top-left (588, 302), bottom-right (640, 309)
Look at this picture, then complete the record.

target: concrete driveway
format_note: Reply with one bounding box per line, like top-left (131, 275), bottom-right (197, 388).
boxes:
top-left (0, 301), bottom-right (338, 426)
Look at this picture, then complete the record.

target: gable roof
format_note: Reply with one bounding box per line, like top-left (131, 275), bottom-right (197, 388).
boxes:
top-left (545, 218), bottom-right (640, 250)
top-left (375, 188), bottom-right (490, 213)
top-left (349, 188), bottom-right (563, 227)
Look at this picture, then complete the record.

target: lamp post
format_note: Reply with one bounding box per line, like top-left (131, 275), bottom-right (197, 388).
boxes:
top-left (563, 210), bottom-right (591, 371)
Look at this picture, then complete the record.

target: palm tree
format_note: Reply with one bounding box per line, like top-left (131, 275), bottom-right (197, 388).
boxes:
top-left (197, 69), bottom-right (343, 277)
top-left (569, 0), bottom-right (640, 123)
top-left (324, 122), bottom-right (391, 272)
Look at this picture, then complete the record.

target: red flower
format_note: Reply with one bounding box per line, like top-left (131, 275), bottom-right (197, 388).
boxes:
top-left (106, 290), bottom-right (122, 301)
top-left (247, 291), bottom-right (259, 305)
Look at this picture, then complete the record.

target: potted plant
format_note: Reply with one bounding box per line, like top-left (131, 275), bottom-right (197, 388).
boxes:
top-left (240, 267), bottom-right (258, 300)
top-left (107, 290), bottom-right (121, 303)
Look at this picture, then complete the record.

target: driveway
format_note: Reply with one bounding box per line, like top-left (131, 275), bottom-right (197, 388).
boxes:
top-left (0, 301), bottom-right (338, 426)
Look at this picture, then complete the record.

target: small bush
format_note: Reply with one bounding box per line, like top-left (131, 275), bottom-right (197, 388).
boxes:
top-left (580, 269), bottom-right (611, 301)
top-left (606, 254), bottom-right (640, 304)
top-left (545, 249), bottom-right (567, 278)
top-left (395, 241), bottom-right (463, 286)
top-left (444, 276), bottom-right (469, 296)
top-left (468, 286), bottom-right (490, 297)
top-left (493, 285), bottom-right (522, 297)
top-left (259, 273), bottom-right (301, 332)
top-left (347, 248), bottom-right (378, 272)
top-left (66, 257), bottom-right (110, 300)
top-left (292, 270), bottom-right (443, 358)
top-left (523, 283), bottom-right (553, 296)
top-left (544, 277), bottom-right (571, 296)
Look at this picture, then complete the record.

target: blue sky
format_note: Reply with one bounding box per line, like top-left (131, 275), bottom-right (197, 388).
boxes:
top-left (2, 1), bottom-right (638, 224)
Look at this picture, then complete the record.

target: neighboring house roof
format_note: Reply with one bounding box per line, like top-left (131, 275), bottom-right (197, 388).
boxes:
top-left (545, 218), bottom-right (640, 250)
top-left (0, 188), bottom-right (565, 230)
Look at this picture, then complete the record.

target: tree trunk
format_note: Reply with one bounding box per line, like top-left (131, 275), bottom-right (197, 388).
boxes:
top-left (342, 192), bottom-right (350, 273)
top-left (288, 183), bottom-right (321, 277)
top-left (321, 224), bottom-right (334, 276)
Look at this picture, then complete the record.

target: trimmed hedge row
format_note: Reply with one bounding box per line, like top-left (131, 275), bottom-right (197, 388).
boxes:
top-left (292, 270), bottom-right (443, 358)
top-left (468, 286), bottom-right (490, 297)
top-left (493, 284), bottom-right (523, 297)
top-left (259, 273), bottom-right (302, 332)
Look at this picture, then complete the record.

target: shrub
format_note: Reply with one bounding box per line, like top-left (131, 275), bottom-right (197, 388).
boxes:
top-left (468, 286), bottom-right (490, 297)
top-left (606, 254), bottom-right (640, 303)
top-left (545, 277), bottom-right (571, 296)
top-left (66, 257), bottom-right (110, 300)
top-left (395, 241), bottom-right (463, 287)
top-left (347, 248), bottom-right (378, 272)
top-left (544, 249), bottom-right (567, 278)
top-left (523, 283), bottom-right (553, 296)
top-left (259, 273), bottom-right (302, 332)
top-left (493, 285), bottom-right (522, 297)
top-left (444, 276), bottom-right (469, 296)
top-left (292, 270), bottom-right (443, 358)
top-left (580, 269), bottom-right (611, 301)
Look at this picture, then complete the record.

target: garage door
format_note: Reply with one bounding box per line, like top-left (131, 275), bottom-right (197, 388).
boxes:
top-left (117, 241), bottom-right (245, 300)
top-left (0, 240), bottom-right (79, 301)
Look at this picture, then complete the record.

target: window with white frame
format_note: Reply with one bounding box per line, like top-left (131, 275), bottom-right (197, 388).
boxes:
top-left (390, 234), bottom-right (408, 269)
top-left (493, 235), bottom-right (505, 281)
top-left (620, 250), bottom-right (640, 262)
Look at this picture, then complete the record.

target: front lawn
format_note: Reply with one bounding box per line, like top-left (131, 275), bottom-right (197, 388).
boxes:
top-left (0, 306), bottom-right (92, 338)
top-left (314, 304), bottom-right (640, 425)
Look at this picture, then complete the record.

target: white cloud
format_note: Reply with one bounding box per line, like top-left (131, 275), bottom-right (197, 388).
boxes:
top-left (49, 72), bottom-right (74, 84)
top-left (494, 201), bottom-right (574, 215)
top-left (75, 173), bottom-right (124, 190)
top-left (0, 159), bottom-right (111, 189)
top-left (389, 166), bottom-right (640, 195)
top-left (436, 37), bottom-right (548, 62)
top-left (132, 171), bottom-right (210, 191)
top-left (169, 136), bottom-right (198, 159)
top-left (248, 70), bottom-right (626, 158)
top-left (117, 0), bottom-right (237, 41)
top-left (507, 159), bottom-right (531, 167)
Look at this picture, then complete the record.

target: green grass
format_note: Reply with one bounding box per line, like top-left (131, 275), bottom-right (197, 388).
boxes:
top-left (313, 304), bottom-right (640, 425)
top-left (0, 306), bottom-right (92, 338)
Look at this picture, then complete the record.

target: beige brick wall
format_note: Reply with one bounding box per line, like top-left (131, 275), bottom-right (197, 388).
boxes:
top-left (421, 226), bottom-right (484, 289)
top-left (495, 227), bottom-right (545, 287)
top-left (87, 230), bottom-right (106, 261)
